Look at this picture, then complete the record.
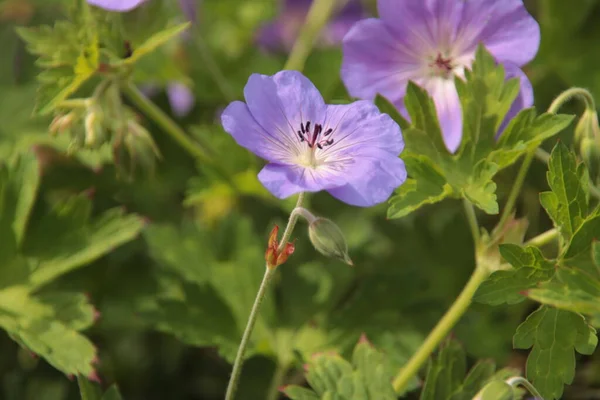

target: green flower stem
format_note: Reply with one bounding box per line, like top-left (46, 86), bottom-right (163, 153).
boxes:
top-left (122, 82), bottom-right (213, 163)
top-left (225, 193), bottom-right (305, 400)
top-left (284, 0), bottom-right (337, 71)
top-left (525, 228), bottom-right (558, 248)
top-left (547, 87), bottom-right (596, 114)
top-left (392, 264), bottom-right (490, 393)
top-left (192, 33), bottom-right (237, 102)
top-left (535, 148), bottom-right (600, 200)
top-left (506, 376), bottom-right (544, 399)
top-left (496, 150), bottom-right (535, 231)
top-left (463, 200), bottom-right (480, 245)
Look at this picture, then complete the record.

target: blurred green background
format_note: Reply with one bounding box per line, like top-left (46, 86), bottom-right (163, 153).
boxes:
top-left (0, 0), bottom-right (600, 399)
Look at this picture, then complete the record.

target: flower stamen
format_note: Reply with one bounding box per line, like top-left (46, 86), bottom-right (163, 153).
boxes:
top-left (429, 53), bottom-right (454, 78)
top-left (297, 121), bottom-right (335, 150)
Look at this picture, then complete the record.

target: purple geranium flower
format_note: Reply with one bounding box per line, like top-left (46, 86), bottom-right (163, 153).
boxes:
top-left (258, 0), bottom-right (365, 51)
top-left (221, 71), bottom-right (406, 207)
top-left (87, 0), bottom-right (197, 116)
top-left (341, 0), bottom-right (540, 153)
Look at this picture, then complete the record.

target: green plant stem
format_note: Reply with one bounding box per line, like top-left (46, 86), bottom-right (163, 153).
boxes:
top-left (506, 376), bottom-right (545, 399)
top-left (391, 264), bottom-right (490, 393)
top-left (225, 193), bottom-right (305, 400)
top-left (525, 228), bottom-right (558, 248)
top-left (122, 82), bottom-right (213, 163)
top-left (193, 34), bottom-right (236, 102)
top-left (283, 0), bottom-right (337, 71)
top-left (463, 200), bottom-right (480, 245)
top-left (547, 87), bottom-right (596, 114)
top-left (266, 363), bottom-right (289, 400)
top-left (497, 151), bottom-right (535, 231)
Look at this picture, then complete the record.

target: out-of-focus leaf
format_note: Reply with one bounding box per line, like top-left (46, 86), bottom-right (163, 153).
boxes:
top-left (475, 244), bottom-right (555, 305)
top-left (284, 338), bottom-right (396, 400)
top-left (513, 306), bottom-right (598, 400)
top-left (125, 22), bottom-right (190, 65)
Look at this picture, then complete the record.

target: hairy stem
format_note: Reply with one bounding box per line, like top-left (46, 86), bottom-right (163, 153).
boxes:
top-left (392, 264), bottom-right (490, 393)
top-left (225, 193), bottom-right (305, 400)
top-left (284, 0), bottom-right (337, 71)
top-left (547, 87), bottom-right (596, 114)
top-left (497, 151), bottom-right (535, 231)
top-left (506, 376), bottom-right (545, 399)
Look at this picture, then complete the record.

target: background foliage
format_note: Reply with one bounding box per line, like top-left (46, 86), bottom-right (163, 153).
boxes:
top-left (1, 0), bottom-right (600, 399)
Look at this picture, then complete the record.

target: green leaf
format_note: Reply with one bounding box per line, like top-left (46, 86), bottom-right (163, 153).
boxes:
top-left (24, 198), bottom-right (145, 289)
top-left (404, 82), bottom-right (447, 154)
top-left (527, 268), bottom-right (600, 324)
top-left (461, 160), bottom-right (498, 214)
top-left (78, 375), bottom-right (102, 400)
top-left (474, 244), bottom-right (555, 305)
top-left (563, 215), bottom-right (600, 259)
top-left (375, 94), bottom-right (410, 130)
top-left (513, 306), bottom-right (598, 399)
top-left (124, 22), bottom-right (190, 65)
top-left (285, 338), bottom-right (396, 400)
top-left (420, 339), bottom-right (500, 400)
top-left (540, 142), bottom-right (589, 242)
top-left (387, 155), bottom-right (452, 219)
top-left (78, 377), bottom-right (123, 400)
top-left (0, 288), bottom-right (98, 377)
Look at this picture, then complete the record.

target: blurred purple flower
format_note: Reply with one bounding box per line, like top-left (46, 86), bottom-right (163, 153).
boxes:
top-left (87, 0), bottom-right (146, 11)
top-left (221, 70), bottom-right (406, 207)
top-left (341, 0), bottom-right (540, 153)
top-left (87, 0), bottom-right (198, 116)
top-left (258, 0), bottom-right (365, 51)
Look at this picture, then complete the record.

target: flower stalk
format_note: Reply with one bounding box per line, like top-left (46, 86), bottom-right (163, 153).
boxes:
top-left (225, 193), bottom-right (305, 400)
top-left (392, 263), bottom-right (490, 393)
top-left (284, 0), bottom-right (337, 71)
top-left (506, 376), bottom-right (544, 399)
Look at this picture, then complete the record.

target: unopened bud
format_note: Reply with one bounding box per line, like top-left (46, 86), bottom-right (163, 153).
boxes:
top-left (84, 111), bottom-right (104, 148)
top-left (308, 218), bottom-right (353, 265)
top-left (49, 112), bottom-right (76, 136)
top-left (575, 108), bottom-right (600, 143)
top-left (473, 380), bottom-right (514, 400)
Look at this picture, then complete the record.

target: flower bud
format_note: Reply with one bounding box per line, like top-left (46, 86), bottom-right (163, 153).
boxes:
top-left (264, 225), bottom-right (295, 269)
top-left (84, 110), bottom-right (105, 148)
top-left (49, 112), bottom-right (76, 136)
top-left (473, 380), bottom-right (514, 400)
top-left (308, 218), bottom-right (353, 265)
top-left (575, 109), bottom-right (600, 177)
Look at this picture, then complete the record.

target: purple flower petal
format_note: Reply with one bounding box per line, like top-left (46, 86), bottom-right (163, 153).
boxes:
top-left (258, 162), bottom-right (348, 198)
top-left (178, 0), bottom-right (198, 23)
top-left (87, 0), bottom-right (146, 11)
top-left (167, 82), bottom-right (195, 117)
top-left (423, 78), bottom-right (463, 153)
top-left (221, 101), bottom-right (295, 163)
top-left (498, 63), bottom-right (534, 135)
top-left (322, 100), bottom-right (404, 157)
top-left (328, 153), bottom-right (406, 207)
top-left (342, 18), bottom-right (423, 102)
top-left (243, 71), bottom-right (326, 141)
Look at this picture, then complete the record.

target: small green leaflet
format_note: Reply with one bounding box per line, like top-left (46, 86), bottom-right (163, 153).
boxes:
top-left (16, 1), bottom-right (99, 115)
top-left (78, 375), bottom-right (124, 400)
top-left (124, 22), bottom-right (190, 65)
top-left (474, 244), bottom-right (555, 305)
top-left (283, 338), bottom-right (397, 400)
top-left (539, 142), bottom-right (589, 242)
top-left (386, 46), bottom-right (573, 218)
top-left (420, 339), bottom-right (516, 400)
top-left (513, 306), bottom-right (597, 400)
